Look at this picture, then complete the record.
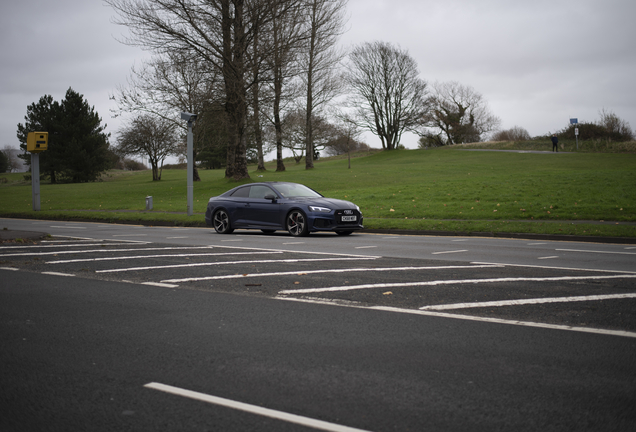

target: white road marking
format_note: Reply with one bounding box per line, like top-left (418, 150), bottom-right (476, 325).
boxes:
top-left (112, 234), bottom-right (148, 237)
top-left (420, 293), bottom-right (636, 310)
top-left (167, 236), bottom-right (189, 239)
top-left (49, 226), bottom-right (86, 229)
top-left (283, 242), bottom-right (305, 245)
top-left (431, 250), bottom-right (468, 255)
top-left (221, 239), bottom-right (243, 242)
top-left (277, 297), bottom-right (636, 339)
top-left (41, 272), bottom-right (75, 277)
top-left (537, 256), bottom-right (559, 260)
top-left (556, 248), bottom-right (636, 255)
top-left (527, 243), bottom-right (548, 245)
top-left (354, 246), bottom-right (377, 249)
top-left (0, 243), bottom-right (135, 250)
top-left (0, 267), bottom-right (19, 271)
top-left (46, 251), bottom-right (281, 264)
top-left (278, 275), bottom-right (636, 295)
top-left (471, 261), bottom-right (636, 274)
top-left (161, 265), bottom-right (503, 283)
top-left (0, 246), bottom-right (215, 257)
top-left (144, 382), bottom-right (371, 432)
top-left (141, 282), bottom-right (179, 288)
top-left (96, 257), bottom-right (377, 273)
top-left (451, 239), bottom-right (469, 242)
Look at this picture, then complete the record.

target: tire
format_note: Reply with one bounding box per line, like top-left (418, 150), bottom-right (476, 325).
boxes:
top-left (336, 230), bottom-right (353, 236)
top-left (213, 209), bottom-right (234, 234)
top-left (286, 210), bottom-right (309, 237)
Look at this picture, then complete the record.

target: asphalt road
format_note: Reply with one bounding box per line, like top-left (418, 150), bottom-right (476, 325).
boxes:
top-left (1, 218), bottom-right (636, 431)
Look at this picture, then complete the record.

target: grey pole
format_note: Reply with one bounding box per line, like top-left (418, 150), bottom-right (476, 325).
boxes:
top-left (31, 153), bottom-right (40, 211)
top-left (186, 119), bottom-right (194, 216)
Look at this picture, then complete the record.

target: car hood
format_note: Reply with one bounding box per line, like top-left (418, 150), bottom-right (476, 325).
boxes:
top-left (302, 197), bottom-right (358, 210)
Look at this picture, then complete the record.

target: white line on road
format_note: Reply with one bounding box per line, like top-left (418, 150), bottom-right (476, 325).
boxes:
top-left (161, 264), bottom-right (503, 283)
top-left (167, 236), bottom-right (189, 239)
top-left (141, 282), bottom-right (179, 288)
top-left (278, 275), bottom-right (636, 295)
top-left (96, 257), bottom-right (378, 273)
top-left (46, 251), bottom-right (281, 264)
top-left (49, 226), bottom-right (86, 229)
top-left (431, 250), bottom-right (468, 255)
top-left (556, 248), bottom-right (636, 255)
top-left (354, 246), bottom-right (377, 249)
top-left (112, 234), bottom-right (148, 237)
top-left (537, 256), bottom-right (559, 260)
top-left (0, 243), bottom-right (136, 250)
top-left (0, 267), bottom-right (19, 271)
top-left (471, 261), bottom-right (636, 274)
top-left (144, 382), bottom-right (371, 432)
top-left (420, 293), bottom-right (636, 310)
top-left (41, 272), bottom-right (75, 277)
top-left (276, 297), bottom-right (636, 339)
top-left (0, 246), bottom-right (215, 257)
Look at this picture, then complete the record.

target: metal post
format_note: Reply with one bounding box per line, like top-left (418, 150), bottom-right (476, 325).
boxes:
top-left (31, 153), bottom-right (40, 211)
top-left (186, 119), bottom-right (194, 216)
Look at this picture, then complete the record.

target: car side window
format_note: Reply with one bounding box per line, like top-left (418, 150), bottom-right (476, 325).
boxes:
top-left (230, 186), bottom-right (250, 198)
top-left (249, 185), bottom-right (275, 199)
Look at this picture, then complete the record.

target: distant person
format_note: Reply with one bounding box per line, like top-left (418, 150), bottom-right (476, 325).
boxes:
top-left (551, 134), bottom-right (558, 152)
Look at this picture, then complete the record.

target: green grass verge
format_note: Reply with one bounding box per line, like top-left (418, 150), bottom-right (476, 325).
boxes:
top-left (1, 145), bottom-right (635, 238)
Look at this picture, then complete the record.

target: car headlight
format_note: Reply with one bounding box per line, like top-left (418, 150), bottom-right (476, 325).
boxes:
top-left (309, 206), bottom-right (331, 213)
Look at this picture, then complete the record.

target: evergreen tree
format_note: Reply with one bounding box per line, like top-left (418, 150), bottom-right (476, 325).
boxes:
top-left (17, 88), bottom-right (111, 183)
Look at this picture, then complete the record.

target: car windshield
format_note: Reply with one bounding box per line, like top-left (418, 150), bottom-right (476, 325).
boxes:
top-left (274, 183), bottom-right (322, 198)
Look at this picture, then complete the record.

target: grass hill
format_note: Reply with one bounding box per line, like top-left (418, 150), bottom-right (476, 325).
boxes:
top-left (1, 145), bottom-right (635, 238)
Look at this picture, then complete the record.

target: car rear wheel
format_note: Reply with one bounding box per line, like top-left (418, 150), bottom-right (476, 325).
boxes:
top-left (213, 209), bottom-right (234, 234)
top-left (286, 210), bottom-right (308, 237)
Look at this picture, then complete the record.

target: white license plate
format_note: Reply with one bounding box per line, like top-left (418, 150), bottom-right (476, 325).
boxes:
top-left (341, 215), bottom-right (357, 222)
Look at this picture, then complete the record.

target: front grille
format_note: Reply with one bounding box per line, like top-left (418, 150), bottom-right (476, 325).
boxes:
top-left (335, 209), bottom-right (361, 224)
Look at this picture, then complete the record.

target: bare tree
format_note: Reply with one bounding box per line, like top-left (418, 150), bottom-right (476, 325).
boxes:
top-left (300, 0), bottom-right (348, 169)
top-left (491, 126), bottom-right (531, 142)
top-left (111, 51), bottom-right (223, 181)
top-left (116, 114), bottom-right (178, 181)
top-left (598, 108), bottom-right (634, 140)
top-left (425, 81), bottom-right (500, 145)
top-left (346, 41), bottom-right (429, 150)
top-left (107, 0), bottom-right (294, 180)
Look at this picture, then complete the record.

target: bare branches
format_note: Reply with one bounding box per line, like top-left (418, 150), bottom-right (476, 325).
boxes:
top-left (346, 41), bottom-right (429, 150)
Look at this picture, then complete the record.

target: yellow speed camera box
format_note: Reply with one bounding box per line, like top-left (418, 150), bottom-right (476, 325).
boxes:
top-left (27, 132), bottom-right (48, 153)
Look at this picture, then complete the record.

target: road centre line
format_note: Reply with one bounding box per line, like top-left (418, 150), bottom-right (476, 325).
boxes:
top-left (277, 297), bottom-right (636, 339)
top-left (144, 382), bottom-right (371, 432)
top-left (96, 257), bottom-right (378, 273)
top-left (161, 264), bottom-right (503, 283)
top-left (354, 246), bottom-right (377, 249)
top-left (49, 226), bottom-right (86, 229)
top-left (538, 256), bottom-right (559, 260)
top-left (142, 282), bottom-right (180, 288)
top-left (0, 246), bottom-right (215, 257)
top-left (46, 251), bottom-right (281, 264)
top-left (0, 267), bottom-right (19, 271)
top-left (206, 244), bottom-right (380, 259)
top-left (471, 261), bottom-right (636, 274)
top-left (278, 274), bottom-right (636, 295)
top-left (431, 250), bottom-right (468, 255)
top-left (0, 243), bottom-right (138, 250)
top-left (41, 272), bottom-right (75, 277)
top-left (420, 293), bottom-right (636, 311)
top-left (556, 248), bottom-right (636, 255)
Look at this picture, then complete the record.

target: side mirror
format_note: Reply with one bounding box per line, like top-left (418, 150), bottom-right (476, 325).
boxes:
top-left (264, 194), bottom-right (277, 202)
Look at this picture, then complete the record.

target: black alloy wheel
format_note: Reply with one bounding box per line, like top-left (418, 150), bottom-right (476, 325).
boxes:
top-left (213, 209), bottom-right (234, 234)
top-left (286, 210), bottom-right (308, 237)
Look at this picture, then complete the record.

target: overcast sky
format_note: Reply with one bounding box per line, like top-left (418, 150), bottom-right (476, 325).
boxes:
top-left (1, 0), bottom-right (635, 152)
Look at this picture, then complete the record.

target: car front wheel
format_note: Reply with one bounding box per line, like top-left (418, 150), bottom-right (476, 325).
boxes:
top-left (286, 210), bottom-right (308, 237)
top-left (213, 209), bottom-right (234, 234)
